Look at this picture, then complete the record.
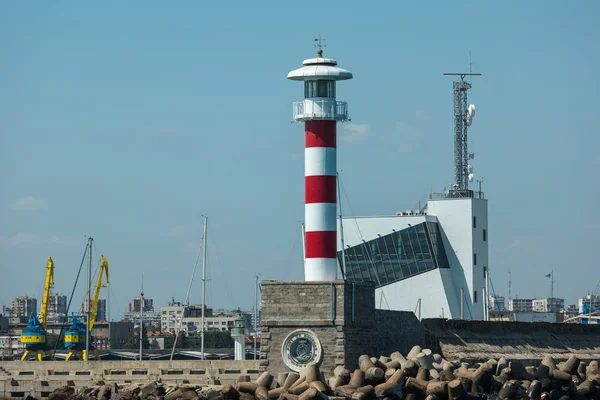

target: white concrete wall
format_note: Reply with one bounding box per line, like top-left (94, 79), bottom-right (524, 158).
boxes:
top-left (427, 198), bottom-right (487, 320)
top-left (375, 268), bottom-right (460, 319)
top-left (336, 198), bottom-right (489, 321)
top-left (472, 198), bottom-right (488, 320)
top-left (337, 214), bottom-right (463, 319)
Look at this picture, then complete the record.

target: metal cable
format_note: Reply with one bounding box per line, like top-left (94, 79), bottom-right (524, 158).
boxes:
top-left (208, 234), bottom-right (237, 311)
top-left (170, 228), bottom-right (204, 360)
top-left (52, 243), bottom-right (88, 359)
top-left (338, 176), bottom-right (390, 309)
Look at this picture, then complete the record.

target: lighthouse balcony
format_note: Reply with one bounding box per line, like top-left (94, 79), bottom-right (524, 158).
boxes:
top-left (292, 99), bottom-right (349, 122)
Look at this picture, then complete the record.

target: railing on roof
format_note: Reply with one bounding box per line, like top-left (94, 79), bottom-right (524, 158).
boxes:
top-left (428, 189), bottom-right (485, 200)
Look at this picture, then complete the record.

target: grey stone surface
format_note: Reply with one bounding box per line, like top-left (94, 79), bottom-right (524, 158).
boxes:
top-left (260, 280), bottom-right (427, 377)
top-left (0, 360), bottom-right (260, 399)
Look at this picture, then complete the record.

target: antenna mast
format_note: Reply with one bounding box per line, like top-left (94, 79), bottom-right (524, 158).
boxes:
top-left (508, 269), bottom-right (512, 307)
top-left (140, 274), bottom-right (144, 361)
top-left (201, 215), bottom-right (208, 360)
top-left (86, 236), bottom-right (92, 362)
top-left (443, 70), bottom-right (481, 192)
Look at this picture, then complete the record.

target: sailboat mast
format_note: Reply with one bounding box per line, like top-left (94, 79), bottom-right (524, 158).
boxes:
top-left (86, 236), bottom-right (92, 362)
top-left (254, 275), bottom-right (258, 360)
top-left (140, 274), bottom-right (144, 361)
top-left (201, 216), bottom-right (208, 360)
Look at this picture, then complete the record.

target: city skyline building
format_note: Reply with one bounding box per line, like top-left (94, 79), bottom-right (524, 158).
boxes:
top-left (532, 297), bottom-right (564, 313)
top-left (10, 296), bottom-right (37, 319)
top-left (160, 304), bottom-right (253, 335)
top-left (47, 293), bottom-right (67, 315)
top-left (128, 297), bottom-right (154, 313)
top-left (509, 298), bottom-right (534, 312)
top-left (489, 295), bottom-right (506, 312)
top-left (80, 298), bottom-right (107, 322)
top-left (579, 295), bottom-right (600, 314)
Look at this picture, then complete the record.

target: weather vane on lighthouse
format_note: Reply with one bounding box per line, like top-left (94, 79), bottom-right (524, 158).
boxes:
top-left (287, 41), bottom-right (353, 281)
top-left (314, 35), bottom-right (326, 57)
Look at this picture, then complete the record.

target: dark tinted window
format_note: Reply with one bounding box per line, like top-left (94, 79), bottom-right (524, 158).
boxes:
top-left (304, 80), bottom-right (335, 98)
top-left (339, 222), bottom-right (449, 288)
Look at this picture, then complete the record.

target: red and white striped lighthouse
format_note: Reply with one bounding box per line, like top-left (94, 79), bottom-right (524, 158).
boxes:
top-left (288, 47), bottom-right (353, 281)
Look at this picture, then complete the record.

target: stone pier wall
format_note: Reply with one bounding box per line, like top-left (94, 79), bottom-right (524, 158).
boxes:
top-left (0, 360), bottom-right (260, 399)
top-left (259, 280), bottom-right (376, 375)
top-left (259, 280), bottom-right (428, 376)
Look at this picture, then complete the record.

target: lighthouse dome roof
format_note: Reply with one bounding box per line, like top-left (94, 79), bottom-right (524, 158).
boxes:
top-left (287, 56), bottom-right (353, 81)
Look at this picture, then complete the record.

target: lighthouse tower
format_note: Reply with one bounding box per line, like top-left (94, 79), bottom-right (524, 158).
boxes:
top-left (288, 45), bottom-right (353, 281)
top-left (231, 312), bottom-right (246, 360)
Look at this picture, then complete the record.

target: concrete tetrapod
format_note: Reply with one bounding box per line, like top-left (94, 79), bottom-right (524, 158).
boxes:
top-left (358, 355), bottom-right (384, 382)
top-left (374, 369), bottom-right (405, 398)
top-left (35, 350), bottom-right (600, 400)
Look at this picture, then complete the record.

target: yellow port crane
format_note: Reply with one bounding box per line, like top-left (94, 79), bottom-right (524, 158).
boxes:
top-left (20, 257), bottom-right (54, 361)
top-left (65, 255), bottom-right (109, 360)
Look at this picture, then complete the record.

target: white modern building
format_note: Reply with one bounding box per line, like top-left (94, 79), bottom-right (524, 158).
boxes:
top-left (337, 190), bottom-right (488, 320)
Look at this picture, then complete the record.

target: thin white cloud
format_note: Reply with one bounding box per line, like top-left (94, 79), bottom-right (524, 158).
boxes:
top-left (0, 233), bottom-right (37, 248)
top-left (138, 125), bottom-right (186, 138)
top-left (167, 226), bottom-right (185, 237)
top-left (0, 234), bottom-right (78, 248)
top-left (46, 236), bottom-right (73, 244)
top-left (10, 196), bottom-right (48, 211)
top-left (341, 124), bottom-right (369, 143)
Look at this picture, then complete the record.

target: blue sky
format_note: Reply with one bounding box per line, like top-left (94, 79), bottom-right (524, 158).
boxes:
top-left (1, 1), bottom-right (598, 318)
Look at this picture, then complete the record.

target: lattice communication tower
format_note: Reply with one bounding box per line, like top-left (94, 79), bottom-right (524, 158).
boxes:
top-left (443, 72), bottom-right (481, 192)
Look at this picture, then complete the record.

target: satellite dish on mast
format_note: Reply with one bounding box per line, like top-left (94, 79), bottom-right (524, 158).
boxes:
top-left (468, 104), bottom-right (476, 119)
top-left (466, 104), bottom-right (476, 126)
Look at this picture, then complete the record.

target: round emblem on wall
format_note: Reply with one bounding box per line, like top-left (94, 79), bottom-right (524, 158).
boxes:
top-left (281, 329), bottom-right (322, 372)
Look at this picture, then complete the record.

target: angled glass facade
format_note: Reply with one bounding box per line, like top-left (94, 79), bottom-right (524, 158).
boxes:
top-left (338, 222), bottom-right (449, 288)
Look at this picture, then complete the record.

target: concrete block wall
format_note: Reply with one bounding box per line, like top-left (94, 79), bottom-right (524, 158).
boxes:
top-left (0, 360), bottom-right (260, 399)
top-left (260, 280), bottom-right (377, 375)
top-left (373, 310), bottom-right (431, 356)
top-left (260, 280), bottom-right (427, 376)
